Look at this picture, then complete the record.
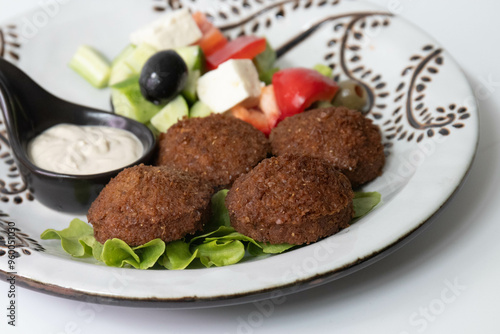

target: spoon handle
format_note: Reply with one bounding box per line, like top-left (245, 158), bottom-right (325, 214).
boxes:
top-left (0, 58), bottom-right (61, 140)
top-left (0, 57), bottom-right (53, 105)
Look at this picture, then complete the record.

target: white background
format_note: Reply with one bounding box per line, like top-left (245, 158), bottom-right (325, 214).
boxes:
top-left (1, 0), bottom-right (499, 333)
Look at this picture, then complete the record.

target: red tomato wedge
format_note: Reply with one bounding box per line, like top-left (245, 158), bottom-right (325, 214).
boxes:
top-left (192, 11), bottom-right (212, 33)
top-left (259, 85), bottom-right (280, 130)
top-left (272, 68), bottom-right (339, 121)
top-left (231, 85), bottom-right (281, 136)
top-left (232, 105), bottom-right (272, 136)
top-left (192, 12), bottom-right (228, 56)
top-left (206, 36), bottom-right (267, 70)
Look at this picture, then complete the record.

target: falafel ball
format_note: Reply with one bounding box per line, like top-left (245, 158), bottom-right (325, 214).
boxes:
top-left (156, 114), bottom-right (270, 189)
top-left (226, 155), bottom-right (354, 245)
top-left (87, 164), bottom-right (213, 246)
top-left (270, 107), bottom-right (385, 188)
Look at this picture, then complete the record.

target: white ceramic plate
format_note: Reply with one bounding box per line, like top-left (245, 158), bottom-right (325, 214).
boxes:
top-left (0, 0), bottom-right (478, 308)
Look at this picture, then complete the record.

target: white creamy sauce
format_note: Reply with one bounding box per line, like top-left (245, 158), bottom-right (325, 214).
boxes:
top-left (28, 124), bottom-right (143, 175)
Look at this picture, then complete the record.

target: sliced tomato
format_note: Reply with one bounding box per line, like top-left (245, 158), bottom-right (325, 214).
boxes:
top-left (192, 11), bottom-right (212, 33)
top-left (231, 105), bottom-right (272, 135)
top-left (192, 12), bottom-right (228, 56)
top-left (259, 85), bottom-right (280, 129)
top-left (272, 68), bottom-right (339, 121)
top-left (199, 28), bottom-right (228, 57)
top-left (231, 85), bottom-right (281, 136)
top-left (206, 36), bottom-right (267, 70)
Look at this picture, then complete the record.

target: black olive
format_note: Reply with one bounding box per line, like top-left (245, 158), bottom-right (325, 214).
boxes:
top-left (139, 50), bottom-right (188, 105)
top-left (332, 80), bottom-right (368, 112)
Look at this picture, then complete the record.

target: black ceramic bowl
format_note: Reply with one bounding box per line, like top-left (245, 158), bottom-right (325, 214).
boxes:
top-left (0, 58), bottom-right (156, 214)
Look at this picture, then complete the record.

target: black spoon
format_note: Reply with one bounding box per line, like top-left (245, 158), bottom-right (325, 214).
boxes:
top-left (0, 57), bottom-right (156, 214)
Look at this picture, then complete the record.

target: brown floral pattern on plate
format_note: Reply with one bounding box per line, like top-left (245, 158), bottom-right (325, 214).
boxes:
top-left (0, 24), bottom-right (20, 61)
top-left (0, 124), bottom-right (33, 204)
top-left (0, 211), bottom-right (45, 258)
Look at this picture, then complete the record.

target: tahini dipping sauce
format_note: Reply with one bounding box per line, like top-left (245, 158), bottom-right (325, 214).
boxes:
top-left (28, 124), bottom-right (143, 175)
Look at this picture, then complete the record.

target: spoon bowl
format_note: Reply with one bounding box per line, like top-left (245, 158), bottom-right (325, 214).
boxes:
top-left (0, 58), bottom-right (157, 214)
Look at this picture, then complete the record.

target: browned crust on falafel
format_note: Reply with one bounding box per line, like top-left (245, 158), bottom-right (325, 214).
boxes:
top-left (156, 114), bottom-right (270, 189)
top-left (87, 164), bottom-right (213, 246)
top-left (226, 155), bottom-right (354, 245)
top-left (270, 107), bottom-right (385, 188)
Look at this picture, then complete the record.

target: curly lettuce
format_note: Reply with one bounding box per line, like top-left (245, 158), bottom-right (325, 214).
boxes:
top-left (41, 190), bottom-right (381, 270)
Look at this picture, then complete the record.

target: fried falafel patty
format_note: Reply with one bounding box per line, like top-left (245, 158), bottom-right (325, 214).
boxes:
top-left (226, 155), bottom-right (354, 245)
top-left (87, 164), bottom-right (213, 246)
top-left (156, 114), bottom-right (270, 189)
top-left (270, 107), bottom-right (385, 188)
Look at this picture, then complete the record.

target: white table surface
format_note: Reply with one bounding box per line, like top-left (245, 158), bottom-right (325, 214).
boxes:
top-left (1, 0), bottom-right (498, 333)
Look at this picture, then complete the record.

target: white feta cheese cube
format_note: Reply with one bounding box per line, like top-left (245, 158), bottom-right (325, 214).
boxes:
top-left (130, 9), bottom-right (202, 50)
top-left (196, 59), bottom-right (261, 113)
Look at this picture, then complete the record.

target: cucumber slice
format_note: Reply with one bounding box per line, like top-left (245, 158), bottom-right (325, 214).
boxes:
top-left (176, 46), bottom-right (203, 104)
top-left (125, 43), bottom-right (157, 73)
top-left (151, 95), bottom-right (189, 133)
top-left (109, 61), bottom-right (135, 86)
top-left (189, 101), bottom-right (212, 118)
top-left (181, 69), bottom-right (200, 104)
top-left (112, 44), bottom-right (136, 66)
top-left (111, 77), bottom-right (163, 123)
top-left (109, 43), bottom-right (157, 86)
top-left (110, 75), bottom-right (139, 89)
top-left (175, 45), bottom-right (204, 71)
top-left (69, 45), bottom-right (111, 89)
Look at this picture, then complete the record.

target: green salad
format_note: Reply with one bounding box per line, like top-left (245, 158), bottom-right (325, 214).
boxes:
top-left (41, 190), bottom-right (381, 270)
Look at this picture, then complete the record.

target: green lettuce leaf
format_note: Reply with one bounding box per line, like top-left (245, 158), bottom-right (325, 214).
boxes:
top-left (159, 240), bottom-right (198, 270)
top-left (204, 231), bottom-right (261, 247)
top-left (82, 234), bottom-right (104, 261)
top-left (101, 238), bottom-right (165, 269)
top-left (100, 238), bottom-right (141, 268)
top-left (204, 189), bottom-right (230, 231)
top-left (132, 239), bottom-right (166, 269)
top-left (190, 225), bottom-right (236, 244)
top-left (194, 240), bottom-right (245, 267)
top-left (353, 191), bottom-right (382, 219)
top-left (41, 218), bottom-right (164, 269)
top-left (247, 242), bottom-right (295, 257)
top-left (40, 218), bottom-right (96, 258)
top-left (259, 242), bottom-right (296, 254)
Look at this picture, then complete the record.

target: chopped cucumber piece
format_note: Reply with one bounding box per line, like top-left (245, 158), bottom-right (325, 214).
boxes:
top-left (176, 46), bottom-right (204, 103)
top-left (69, 45), bottom-right (111, 89)
top-left (313, 64), bottom-right (333, 78)
top-left (112, 44), bottom-right (136, 66)
top-left (190, 101), bottom-right (212, 118)
top-left (111, 77), bottom-right (163, 124)
top-left (110, 75), bottom-right (139, 89)
top-left (181, 69), bottom-right (200, 104)
top-left (109, 61), bottom-right (135, 86)
top-left (125, 43), bottom-right (157, 73)
top-left (109, 45), bottom-right (137, 85)
top-left (253, 40), bottom-right (278, 85)
top-left (175, 45), bottom-right (204, 71)
top-left (109, 43), bottom-right (157, 86)
top-left (151, 95), bottom-right (189, 133)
